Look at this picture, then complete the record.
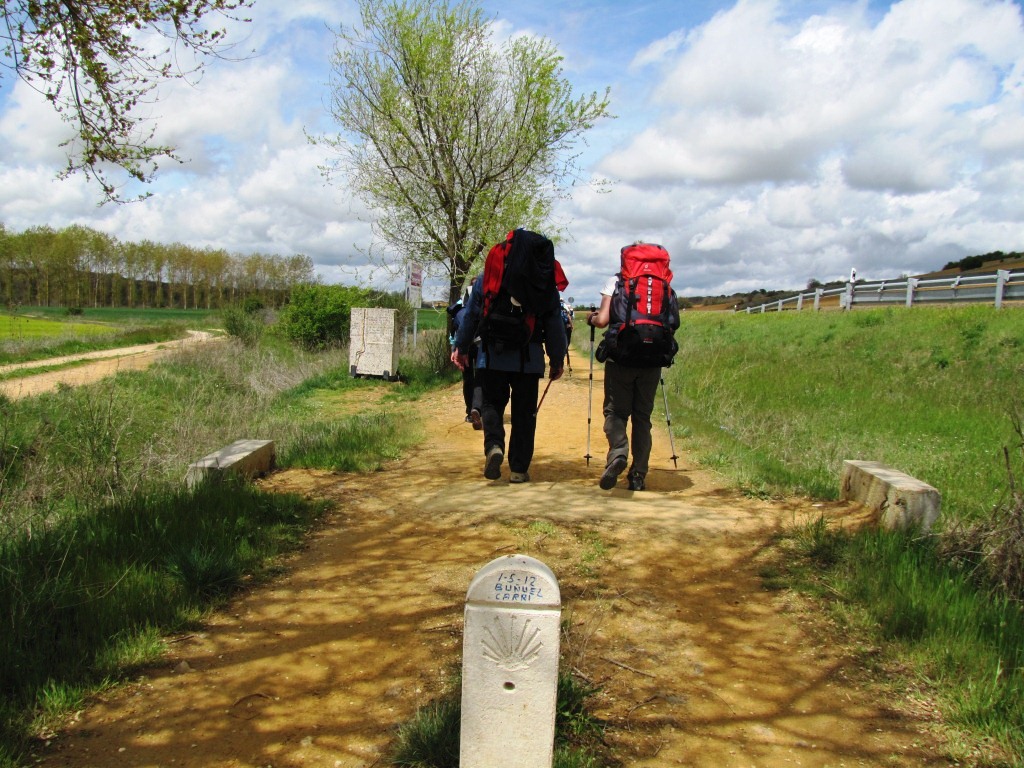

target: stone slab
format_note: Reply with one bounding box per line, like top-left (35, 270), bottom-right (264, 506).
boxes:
top-left (840, 459), bottom-right (940, 531)
top-left (349, 307), bottom-right (400, 380)
top-left (460, 554), bottom-right (561, 768)
top-left (185, 439), bottom-right (276, 489)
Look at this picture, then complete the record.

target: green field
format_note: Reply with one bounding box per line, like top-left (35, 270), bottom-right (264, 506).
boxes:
top-left (0, 308), bottom-right (215, 367)
top-left (415, 306), bottom-right (449, 331)
top-left (18, 306), bottom-right (221, 328)
top-left (0, 314), bottom-right (119, 341)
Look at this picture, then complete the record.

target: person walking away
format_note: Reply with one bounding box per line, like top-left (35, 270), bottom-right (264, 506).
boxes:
top-left (560, 298), bottom-right (575, 373)
top-left (451, 230), bottom-right (568, 483)
top-left (586, 242), bottom-right (680, 491)
top-left (448, 285), bottom-right (482, 428)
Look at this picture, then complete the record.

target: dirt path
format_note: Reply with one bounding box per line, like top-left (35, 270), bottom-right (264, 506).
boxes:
top-left (0, 331), bottom-right (219, 400)
top-left (36, 364), bottom-right (952, 768)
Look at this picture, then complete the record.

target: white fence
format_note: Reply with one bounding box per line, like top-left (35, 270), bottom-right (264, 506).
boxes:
top-left (740, 269), bottom-right (1024, 314)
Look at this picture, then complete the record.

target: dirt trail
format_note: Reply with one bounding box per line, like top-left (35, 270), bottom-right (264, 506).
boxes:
top-left (36, 362), bottom-right (952, 768)
top-left (0, 331), bottom-right (218, 400)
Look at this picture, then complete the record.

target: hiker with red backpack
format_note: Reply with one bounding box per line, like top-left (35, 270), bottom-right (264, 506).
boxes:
top-left (586, 242), bottom-right (680, 491)
top-left (451, 229), bottom-right (568, 484)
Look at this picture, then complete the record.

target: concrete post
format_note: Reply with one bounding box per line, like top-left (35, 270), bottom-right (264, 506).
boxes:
top-left (460, 554), bottom-right (561, 768)
top-left (905, 278), bottom-right (918, 308)
top-left (996, 270), bottom-right (1009, 309)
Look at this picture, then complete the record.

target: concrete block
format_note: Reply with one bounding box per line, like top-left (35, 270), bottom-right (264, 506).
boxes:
top-left (461, 554), bottom-right (561, 768)
top-left (186, 439), bottom-right (276, 489)
top-left (349, 307), bottom-right (400, 380)
top-left (840, 459), bottom-right (940, 531)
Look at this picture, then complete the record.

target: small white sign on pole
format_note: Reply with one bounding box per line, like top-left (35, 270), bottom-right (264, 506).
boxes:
top-left (460, 554), bottom-right (561, 768)
top-left (405, 262), bottom-right (423, 308)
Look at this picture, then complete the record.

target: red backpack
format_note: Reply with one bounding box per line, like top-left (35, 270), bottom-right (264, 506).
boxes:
top-left (478, 229), bottom-right (568, 353)
top-left (602, 243), bottom-right (680, 367)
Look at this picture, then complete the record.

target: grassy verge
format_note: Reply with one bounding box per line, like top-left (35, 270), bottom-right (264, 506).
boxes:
top-left (668, 305), bottom-right (1023, 515)
top-left (665, 305), bottom-right (1024, 764)
top-left (0, 358), bottom-right (105, 381)
top-left (0, 329), bottom-right (458, 766)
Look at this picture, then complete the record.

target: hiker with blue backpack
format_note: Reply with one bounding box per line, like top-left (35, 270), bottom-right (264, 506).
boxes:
top-left (451, 229), bottom-right (568, 484)
top-left (586, 242), bottom-right (680, 491)
top-left (448, 286), bottom-right (482, 428)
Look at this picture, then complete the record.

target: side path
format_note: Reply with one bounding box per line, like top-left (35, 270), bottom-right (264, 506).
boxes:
top-left (37, 366), bottom-right (951, 768)
top-left (0, 331), bottom-right (218, 400)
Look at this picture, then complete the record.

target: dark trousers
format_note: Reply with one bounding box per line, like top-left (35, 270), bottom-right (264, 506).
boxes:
top-left (603, 360), bottom-right (660, 477)
top-left (461, 361), bottom-right (477, 415)
top-left (479, 368), bottom-right (540, 473)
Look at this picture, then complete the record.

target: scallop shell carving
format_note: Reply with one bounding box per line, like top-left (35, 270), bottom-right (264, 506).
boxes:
top-left (481, 614), bottom-right (542, 671)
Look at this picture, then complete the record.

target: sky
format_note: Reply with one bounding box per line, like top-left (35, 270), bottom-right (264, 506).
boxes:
top-left (2, 0), bottom-right (1024, 305)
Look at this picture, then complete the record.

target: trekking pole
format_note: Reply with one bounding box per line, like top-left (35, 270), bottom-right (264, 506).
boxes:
top-left (584, 307), bottom-right (596, 465)
top-left (660, 374), bottom-right (679, 468)
top-left (535, 377), bottom-right (554, 416)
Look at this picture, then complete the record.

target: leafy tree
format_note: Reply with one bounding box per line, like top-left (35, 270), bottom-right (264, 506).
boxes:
top-left (0, 0), bottom-right (252, 202)
top-left (316, 0), bottom-right (611, 303)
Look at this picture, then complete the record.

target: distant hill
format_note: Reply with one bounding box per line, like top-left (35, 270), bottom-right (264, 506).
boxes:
top-left (684, 250), bottom-right (1024, 311)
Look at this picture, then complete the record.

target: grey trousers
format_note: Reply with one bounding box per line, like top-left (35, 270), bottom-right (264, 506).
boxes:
top-left (602, 360), bottom-right (661, 477)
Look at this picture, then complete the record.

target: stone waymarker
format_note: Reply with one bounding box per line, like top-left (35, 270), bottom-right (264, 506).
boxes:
top-left (348, 307), bottom-right (400, 380)
top-left (461, 554), bottom-right (561, 768)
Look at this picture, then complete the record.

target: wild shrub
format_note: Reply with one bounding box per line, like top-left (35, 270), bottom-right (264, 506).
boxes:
top-left (221, 306), bottom-right (265, 346)
top-left (279, 284), bottom-right (371, 349)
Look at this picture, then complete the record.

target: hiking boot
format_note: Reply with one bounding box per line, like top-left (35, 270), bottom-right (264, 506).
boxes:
top-left (599, 456), bottom-right (627, 490)
top-left (470, 409), bottom-right (482, 431)
top-left (627, 472), bottom-right (646, 491)
top-left (484, 446), bottom-right (503, 480)
top-left (510, 471), bottom-right (530, 484)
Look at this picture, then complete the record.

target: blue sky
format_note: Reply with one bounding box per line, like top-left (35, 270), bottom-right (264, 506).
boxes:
top-left (2, 0), bottom-right (1024, 304)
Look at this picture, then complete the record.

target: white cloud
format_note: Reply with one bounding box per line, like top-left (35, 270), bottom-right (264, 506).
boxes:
top-left (3, 0), bottom-right (1024, 302)
top-left (583, 0), bottom-right (1024, 295)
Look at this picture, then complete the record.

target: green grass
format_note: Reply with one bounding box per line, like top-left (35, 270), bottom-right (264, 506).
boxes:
top-left (669, 305), bottom-right (1024, 518)
top-left (667, 305), bottom-right (1024, 764)
top-left (280, 412), bottom-right (419, 471)
top-left (0, 358), bottom-right (100, 381)
top-left (779, 519), bottom-right (1024, 764)
top-left (389, 670), bottom-right (608, 768)
top-left (0, 480), bottom-right (327, 763)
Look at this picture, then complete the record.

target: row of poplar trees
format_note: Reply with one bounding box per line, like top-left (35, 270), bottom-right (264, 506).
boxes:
top-left (0, 223), bottom-right (315, 311)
